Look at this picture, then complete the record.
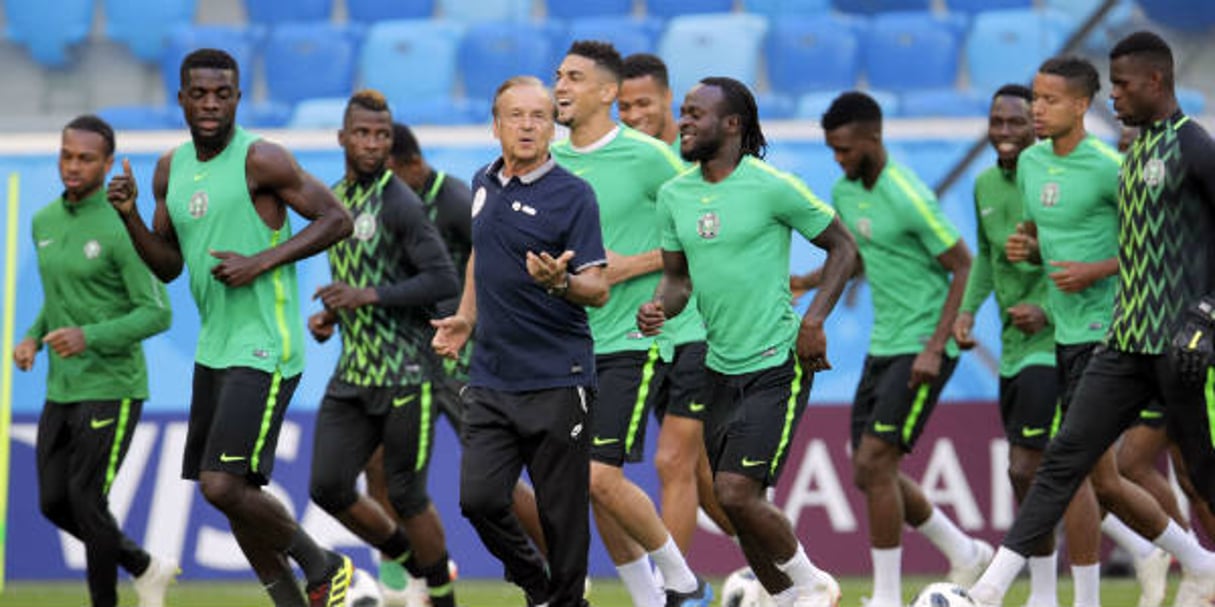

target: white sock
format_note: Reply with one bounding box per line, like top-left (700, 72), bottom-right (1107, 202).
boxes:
top-left (1071, 563), bottom-right (1100, 607)
top-left (970, 546), bottom-right (1027, 604)
top-left (774, 543), bottom-right (829, 592)
top-left (616, 556), bottom-right (662, 607)
top-left (915, 507), bottom-right (976, 566)
top-left (870, 547), bottom-right (901, 605)
top-left (649, 536), bottom-right (697, 593)
top-left (1153, 519), bottom-right (1215, 574)
top-left (772, 585), bottom-right (798, 607)
top-left (1027, 552), bottom-right (1058, 607)
top-left (1101, 513), bottom-right (1155, 559)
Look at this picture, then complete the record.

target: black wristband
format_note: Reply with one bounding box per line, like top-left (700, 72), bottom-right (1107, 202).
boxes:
top-left (546, 273), bottom-right (570, 298)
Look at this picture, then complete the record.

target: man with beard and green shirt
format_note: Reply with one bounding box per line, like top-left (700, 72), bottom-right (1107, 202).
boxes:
top-left (306, 90), bottom-right (460, 607)
top-left (551, 40), bottom-right (708, 607)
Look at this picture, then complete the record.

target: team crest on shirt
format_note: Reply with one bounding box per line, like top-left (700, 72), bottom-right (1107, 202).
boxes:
top-left (352, 212), bottom-right (377, 241)
top-left (857, 218), bottom-right (873, 241)
top-left (1144, 158), bottom-right (1165, 187)
top-left (472, 187), bottom-right (486, 217)
top-left (188, 190), bottom-right (208, 219)
top-left (83, 239), bottom-right (101, 259)
top-left (1040, 182), bottom-right (1060, 208)
top-left (696, 211), bottom-right (720, 239)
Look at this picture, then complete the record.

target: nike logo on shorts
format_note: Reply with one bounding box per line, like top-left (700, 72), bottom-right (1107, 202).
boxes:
top-left (688, 402), bottom-right (706, 413)
top-left (591, 436), bottom-right (619, 447)
top-left (1021, 426), bottom-right (1047, 438)
top-left (90, 417), bottom-right (115, 430)
top-left (393, 394), bottom-right (416, 408)
top-left (873, 421), bottom-right (898, 433)
top-left (219, 453), bottom-right (246, 463)
top-left (741, 457), bottom-right (767, 468)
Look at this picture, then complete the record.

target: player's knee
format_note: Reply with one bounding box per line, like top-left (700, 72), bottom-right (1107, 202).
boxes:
top-left (198, 472), bottom-right (245, 513)
top-left (1007, 459), bottom-right (1038, 495)
top-left (460, 483), bottom-right (511, 520)
top-left (389, 482), bottom-right (431, 519)
top-left (589, 462), bottom-right (622, 504)
top-left (851, 452), bottom-right (892, 491)
top-left (712, 475), bottom-right (755, 518)
top-left (309, 476), bottom-right (358, 515)
top-left (655, 443), bottom-right (693, 483)
top-left (38, 490), bottom-right (72, 528)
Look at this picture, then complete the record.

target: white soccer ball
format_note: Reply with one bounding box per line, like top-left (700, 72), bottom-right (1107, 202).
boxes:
top-left (721, 567), bottom-right (774, 607)
top-left (911, 582), bottom-right (977, 607)
top-left (347, 568), bottom-right (383, 607)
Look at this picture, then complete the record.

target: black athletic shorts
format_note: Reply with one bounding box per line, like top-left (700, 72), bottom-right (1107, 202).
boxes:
top-left (1056, 342), bottom-right (1098, 414)
top-left (650, 341), bottom-right (710, 423)
top-left (590, 345), bottom-right (662, 466)
top-left (1130, 399), bottom-right (1167, 429)
top-left (999, 365), bottom-right (1060, 450)
top-left (183, 364), bottom-right (299, 486)
top-left (850, 353), bottom-right (958, 452)
top-left (38, 399), bottom-right (143, 495)
top-left (704, 352), bottom-right (812, 486)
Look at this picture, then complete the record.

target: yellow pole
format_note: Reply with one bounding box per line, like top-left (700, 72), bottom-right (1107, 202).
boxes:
top-left (0, 172), bottom-right (20, 593)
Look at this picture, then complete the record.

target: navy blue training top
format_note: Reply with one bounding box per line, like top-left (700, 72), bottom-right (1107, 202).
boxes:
top-left (468, 156), bottom-right (607, 392)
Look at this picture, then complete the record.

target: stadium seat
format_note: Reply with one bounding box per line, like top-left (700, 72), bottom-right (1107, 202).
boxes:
top-left (1138, 0), bottom-right (1215, 32)
top-left (288, 97), bottom-right (348, 129)
top-left (755, 93), bottom-right (798, 120)
top-left (947, 0), bottom-right (1030, 13)
top-left (360, 20), bottom-right (464, 111)
top-left (264, 23), bottom-right (360, 106)
top-left (965, 9), bottom-right (1074, 94)
top-left (395, 97), bottom-right (489, 125)
top-left (765, 15), bottom-right (861, 97)
top-left (562, 16), bottom-right (664, 59)
top-left (242, 102), bottom-right (293, 128)
top-left (5, 0), bottom-right (94, 68)
top-left (797, 89), bottom-right (899, 121)
top-left (439, 0), bottom-right (531, 22)
top-left (459, 21), bottom-right (558, 104)
top-left (160, 25), bottom-right (262, 102)
top-left (864, 12), bottom-right (964, 93)
top-left (899, 88), bottom-right (987, 117)
top-left (645, 0), bottom-right (734, 18)
top-left (1177, 87), bottom-right (1207, 117)
top-left (831, 0), bottom-right (930, 15)
top-left (658, 13), bottom-right (768, 98)
top-left (547, 0), bottom-right (633, 19)
top-left (244, 0), bottom-right (333, 24)
top-left (97, 104), bottom-right (179, 130)
top-left (104, 0), bottom-right (197, 63)
top-left (346, 0), bottom-right (435, 22)
top-left (743, 0), bottom-right (831, 17)
top-left (1043, 0), bottom-right (1133, 52)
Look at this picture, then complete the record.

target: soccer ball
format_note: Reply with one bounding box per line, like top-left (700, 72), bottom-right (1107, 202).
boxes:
top-left (911, 582), bottom-right (977, 607)
top-left (347, 568), bottom-right (383, 607)
top-left (721, 567), bottom-right (774, 607)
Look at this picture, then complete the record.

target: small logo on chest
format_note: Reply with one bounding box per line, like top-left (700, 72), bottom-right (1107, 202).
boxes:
top-left (1040, 182), bottom-right (1060, 208)
top-left (696, 211), bottom-right (720, 239)
top-left (83, 240), bottom-right (101, 259)
top-left (856, 217), bottom-right (873, 241)
top-left (1144, 158), bottom-right (1165, 188)
top-left (188, 191), bottom-right (209, 219)
top-left (353, 212), bottom-right (377, 241)
top-left (472, 187), bottom-right (487, 217)
top-left (511, 200), bottom-right (537, 216)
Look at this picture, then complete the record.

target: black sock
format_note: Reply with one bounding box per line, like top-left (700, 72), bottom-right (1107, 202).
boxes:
top-left (418, 552), bottom-right (456, 607)
top-left (374, 527), bottom-right (413, 565)
top-left (285, 527), bottom-right (337, 586)
top-left (264, 575), bottom-right (307, 607)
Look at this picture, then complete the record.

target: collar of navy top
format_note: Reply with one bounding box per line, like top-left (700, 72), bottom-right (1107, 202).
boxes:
top-left (490, 156), bottom-right (557, 186)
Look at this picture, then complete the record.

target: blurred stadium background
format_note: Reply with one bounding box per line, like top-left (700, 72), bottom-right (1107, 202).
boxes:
top-left (1, 0), bottom-right (1213, 602)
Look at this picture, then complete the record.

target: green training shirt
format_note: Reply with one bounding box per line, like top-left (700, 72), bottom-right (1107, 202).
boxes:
top-left (660, 156), bottom-right (835, 374)
top-left (25, 188), bottom-right (171, 401)
top-left (961, 165), bottom-right (1056, 377)
top-left (166, 127), bottom-right (305, 377)
top-left (1017, 136), bottom-right (1121, 346)
top-left (832, 160), bottom-right (962, 357)
top-left (552, 125), bottom-right (705, 358)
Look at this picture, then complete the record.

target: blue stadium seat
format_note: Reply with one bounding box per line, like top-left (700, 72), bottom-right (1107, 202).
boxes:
top-left (899, 88), bottom-right (987, 117)
top-left (797, 89), bottom-right (899, 121)
top-left (439, 0), bottom-right (531, 22)
top-left (97, 105), bottom-right (179, 130)
top-left (160, 25), bottom-right (262, 102)
top-left (765, 15), bottom-right (861, 97)
top-left (1043, 0), bottom-right (1132, 52)
top-left (105, 0), bottom-right (197, 63)
top-left (346, 0), bottom-right (435, 22)
top-left (965, 9), bottom-right (1074, 94)
top-left (5, 0), bottom-right (93, 68)
top-left (395, 97), bottom-right (489, 125)
top-left (459, 22), bottom-right (558, 103)
top-left (755, 93), bottom-right (797, 120)
top-left (360, 20), bottom-right (464, 111)
top-left (547, 0), bottom-right (633, 19)
top-left (645, 0), bottom-right (733, 18)
top-left (242, 102), bottom-right (293, 128)
top-left (264, 24), bottom-right (360, 105)
top-left (743, 0), bottom-right (831, 17)
top-left (831, 0), bottom-right (930, 14)
top-left (658, 13), bottom-right (768, 98)
top-left (1138, 0), bottom-right (1215, 32)
top-left (864, 12), bottom-right (964, 92)
top-left (562, 17), bottom-right (664, 59)
top-left (947, 0), bottom-right (1030, 13)
top-left (244, 0), bottom-right (333, 24)
top-left (1178, 87), bottom-right (1207, 117)
top-left (288, 97), bottom-right (348, 129)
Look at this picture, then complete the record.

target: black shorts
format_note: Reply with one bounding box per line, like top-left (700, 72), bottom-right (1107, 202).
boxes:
top-left (704, 352), bottom-right (812, 486)
top-left (999, 365), bottom-right (1061, 450)
top-left (311, 379), bottom-right (437, 517)
top-left (1130, 399), bottom-right (1167, 429)
top-left (432, 369), bottom-right (467, 438)
top-left (1056, 342), bottom-right (1098, 414)
top-left (651, 341), bottom-right (710, 423)
top-left (850, 353), bottom-right (958, 452)
top-left (38, 399), bottom-right (143, 495)
top-left (590, 346), bottom-right (662, 466)
top-left (183, 364), bottom-right (299, 486)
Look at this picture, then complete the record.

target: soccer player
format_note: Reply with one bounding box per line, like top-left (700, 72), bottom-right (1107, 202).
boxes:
top-left (14, 115), bottom-right (175, 607)
top-left (796, 91), bottom-right (988, 607)
top-left (106, 49), bottom-right (355, 607)
top-left (953, 84), bottom-right (1066, 607)
top-left (549, 41), bottom-right (708, 607)
top-left (618, 53), bottom-right (737, 552)
top-left (432, 75), bottom-right (609, 607)
top-left (305, 90), bottom-right (460, 607)
top-left (638, 76), bottom-right (854, 607)
top-left (969, 31), bottom-right (1215, 607)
